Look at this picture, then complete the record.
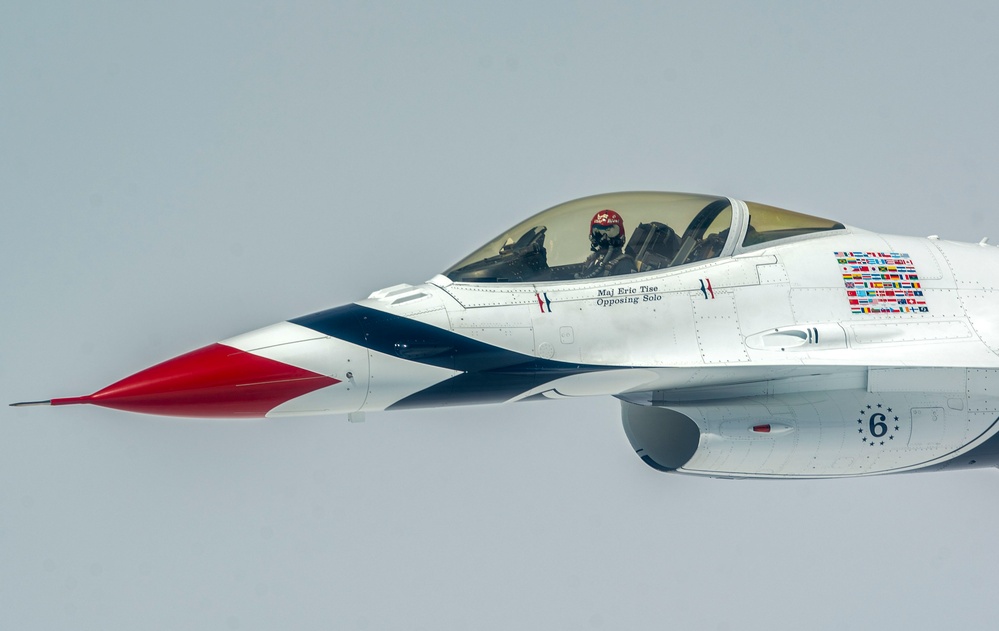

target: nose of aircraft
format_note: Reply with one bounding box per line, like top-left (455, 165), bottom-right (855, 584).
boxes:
top-left (48, 342), bottom-right (341, 418)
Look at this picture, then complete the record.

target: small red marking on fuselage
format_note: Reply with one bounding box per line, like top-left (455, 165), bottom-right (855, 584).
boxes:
top-left (536, 292), bottom-right (545, 313)
top-left (706, 278), bottom-right (715, 299)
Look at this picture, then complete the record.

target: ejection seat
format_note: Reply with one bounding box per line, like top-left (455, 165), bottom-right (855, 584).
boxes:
top-left (625, 222), bottom-right (680, 272)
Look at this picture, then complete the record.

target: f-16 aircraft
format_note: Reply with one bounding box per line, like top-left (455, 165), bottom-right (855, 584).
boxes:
top-left (14, 192), bottom-right (999, 478)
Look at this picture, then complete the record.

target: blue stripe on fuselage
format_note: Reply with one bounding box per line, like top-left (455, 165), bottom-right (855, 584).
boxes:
top-left (290, 304), bottom-right (617, 409)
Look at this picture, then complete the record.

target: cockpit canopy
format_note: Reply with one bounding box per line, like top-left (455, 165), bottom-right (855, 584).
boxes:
top-left (444, 192), bottom-right (843, 284)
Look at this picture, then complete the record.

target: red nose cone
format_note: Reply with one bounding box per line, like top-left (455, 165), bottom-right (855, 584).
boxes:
top-left (52, 343), bottom-right (339, 418)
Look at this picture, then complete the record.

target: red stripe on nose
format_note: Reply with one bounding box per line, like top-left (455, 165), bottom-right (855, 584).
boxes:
top-left (52, 343), bottom-right (339, 418)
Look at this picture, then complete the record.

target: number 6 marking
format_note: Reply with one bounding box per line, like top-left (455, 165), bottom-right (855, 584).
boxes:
top-left (869, 413), bottom-right (888, 438)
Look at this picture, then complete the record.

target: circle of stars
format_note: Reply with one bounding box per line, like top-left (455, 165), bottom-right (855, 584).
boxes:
top-left (856, 402), bottom-right (900, 447)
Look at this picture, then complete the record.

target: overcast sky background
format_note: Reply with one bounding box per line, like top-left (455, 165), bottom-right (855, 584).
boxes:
top-left (4, 2), bottom-right (999, 630)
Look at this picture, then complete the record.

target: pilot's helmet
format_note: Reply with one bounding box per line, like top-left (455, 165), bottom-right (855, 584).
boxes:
top-left (589, 209), bottom-right (626, 249)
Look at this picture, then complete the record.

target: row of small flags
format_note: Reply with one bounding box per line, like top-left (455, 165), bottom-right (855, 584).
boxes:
top-left (836, 251), bottom-right (914, 264)
top-left (852, 306), bottom-right (929, 313)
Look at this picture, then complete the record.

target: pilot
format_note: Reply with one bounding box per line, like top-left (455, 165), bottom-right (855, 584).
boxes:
top-left (575, 209), bottom-right (637, 279)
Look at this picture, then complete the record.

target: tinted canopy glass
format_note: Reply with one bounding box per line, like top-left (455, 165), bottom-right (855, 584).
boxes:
top-left (445, 192), bottom-right (733, 283)
top-left (743, 201), bottom-right (844, 246)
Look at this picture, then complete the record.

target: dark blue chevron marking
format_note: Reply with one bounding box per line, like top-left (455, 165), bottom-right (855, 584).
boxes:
top-left (292, 304), bottom-right (537, 372)
top-left (291, 304), bottom-right (620, 409)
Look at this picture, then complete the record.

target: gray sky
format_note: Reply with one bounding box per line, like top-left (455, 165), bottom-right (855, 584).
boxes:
top-left (4, 2), bottom-right (999, 629)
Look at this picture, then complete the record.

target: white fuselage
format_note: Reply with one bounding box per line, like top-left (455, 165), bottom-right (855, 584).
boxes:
top-left (38, 192), bottom-right (999, 478)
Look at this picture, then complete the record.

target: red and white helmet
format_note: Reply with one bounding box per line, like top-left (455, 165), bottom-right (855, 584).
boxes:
top-left (589, 209), bottom-right (626, 249)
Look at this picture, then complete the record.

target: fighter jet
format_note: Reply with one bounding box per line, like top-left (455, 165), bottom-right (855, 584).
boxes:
top-left (13, 192), bottom-right (999, 478)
